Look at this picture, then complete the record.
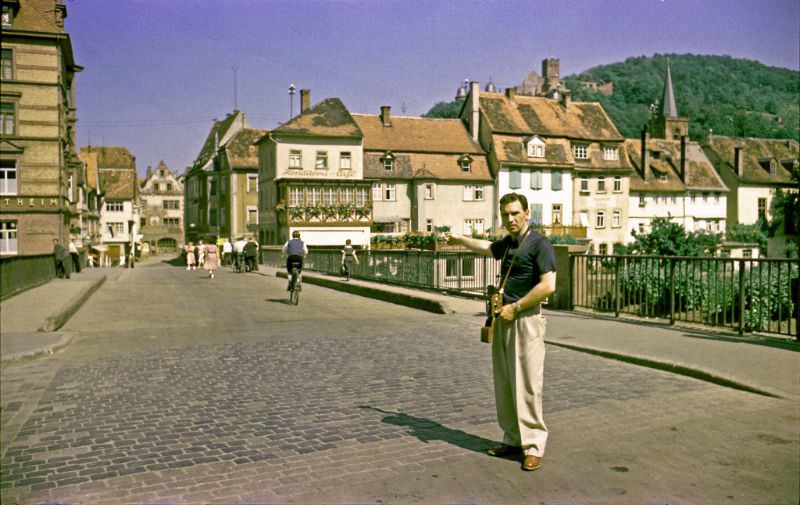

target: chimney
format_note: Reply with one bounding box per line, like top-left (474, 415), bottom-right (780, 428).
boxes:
top-left (734, 147), bottom-right (743, 177)
top-left (679, 135), bottom-right (687, 183)
top-left (505, 87), bottom-right (516, 100)
top-left (560, 89), bottom-right (572, 109)
top-left (640, 126), bottom-right (650, 181)
top-left (380, 106), bottom-right (391, 127)
top-left (300, 89), bottom-right (310, 113)
top-left (470, 81), bottom-right (480, 143)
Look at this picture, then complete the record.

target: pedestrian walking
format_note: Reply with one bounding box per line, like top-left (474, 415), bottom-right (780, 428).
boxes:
top-left (69, 240), bottom-right (81, 273)
top-left (204, 237), bottom-right (219, 279)
top-left (52, 238), bottom-right (70, 279)
top-left (244, 237), bottom-right (259, 272)
top-left (446, 192), bottom-right (556, 472)
top-left (233, 237), bottom-right (246, 271)
top-left (222, 238), bottom-right (233, 267)
top-left (340, 239), bottom-right (359, 281)
top-left (185, 242), bottom-right (196, 270)
top-left (197, 240), bottom-right (206, 268)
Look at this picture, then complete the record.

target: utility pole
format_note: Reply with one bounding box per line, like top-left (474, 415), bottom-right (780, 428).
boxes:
top-left (288, 83), bottom-right (296, 120)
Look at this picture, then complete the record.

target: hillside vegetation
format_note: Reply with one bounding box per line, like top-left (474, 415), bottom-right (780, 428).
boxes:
top-left (425, 54), bottom-right (799, 142)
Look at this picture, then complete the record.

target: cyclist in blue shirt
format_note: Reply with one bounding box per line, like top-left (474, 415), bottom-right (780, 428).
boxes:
top-left (281, 231), bottom-right (308, 290)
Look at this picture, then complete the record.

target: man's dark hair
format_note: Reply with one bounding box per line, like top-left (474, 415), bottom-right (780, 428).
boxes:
top-left (499, 192), bottom-right (529, 211)
top-left (292, 231), bottom-right (301, 238)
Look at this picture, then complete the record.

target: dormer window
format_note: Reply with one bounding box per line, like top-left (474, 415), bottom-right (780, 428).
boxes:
top-left (526, 136), bottom-right (545, 158)
top-left (382, 152), bottom-right (395, 171)
top-left (459, 154), bottom-right (472, 172)
top-left (603, 146), bottom-right (619, 161)
top-left (572, 143), bottom-right (589, 160)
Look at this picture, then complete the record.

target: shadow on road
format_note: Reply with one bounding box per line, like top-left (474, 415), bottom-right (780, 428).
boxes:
top-left (265, 297), bottom-right (296, 305)
top-left (360, 406), bottom-right (496, 455)
top-left (161, 255), bottom-right (186, 267)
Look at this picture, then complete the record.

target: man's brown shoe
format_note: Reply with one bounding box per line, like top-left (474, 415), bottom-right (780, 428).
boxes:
top-left (487, 445), bottom-right (522, 457)
top-left (522, 455), bottom-right (543, 471)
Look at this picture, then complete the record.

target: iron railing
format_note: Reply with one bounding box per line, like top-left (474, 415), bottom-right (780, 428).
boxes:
top-left (261, 247), bottom-right (501, 296)
top-left (0, 254), bottom-right (56, 300)
top-left (572, 254), bottom-right (800, 339)
top-left (260, 247), bottom-right (799, 339)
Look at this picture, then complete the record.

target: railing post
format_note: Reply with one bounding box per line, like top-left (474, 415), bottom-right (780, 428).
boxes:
top-left (669, 257), bottom-right (676, 325)
top-left (738, 259), bottom-right (745, 336)
top-left (614, 257), bottom-right (620, 318)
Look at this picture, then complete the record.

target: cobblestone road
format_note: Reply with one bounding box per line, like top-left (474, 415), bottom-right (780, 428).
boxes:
top-left (2, 261), bottom-right (796, 504)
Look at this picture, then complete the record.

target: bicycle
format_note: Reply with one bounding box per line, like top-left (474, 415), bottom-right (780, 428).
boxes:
top-left (288, 265), bottom-right (301, 305)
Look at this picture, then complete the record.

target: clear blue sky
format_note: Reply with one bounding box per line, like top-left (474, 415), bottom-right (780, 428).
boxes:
top-left (67, 0), bottom-right (800, 176)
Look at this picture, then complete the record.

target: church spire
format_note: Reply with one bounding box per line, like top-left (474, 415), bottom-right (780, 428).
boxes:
top-left (660, 59), bottom-right (679, 118)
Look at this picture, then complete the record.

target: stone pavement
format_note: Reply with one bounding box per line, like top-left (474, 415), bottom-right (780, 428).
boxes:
top-left (0, 258), bottom-right (798, 504)
top-left (1, 266), bottom-right (125, 363)
top-left (262, 265), bottom-right (800, 400)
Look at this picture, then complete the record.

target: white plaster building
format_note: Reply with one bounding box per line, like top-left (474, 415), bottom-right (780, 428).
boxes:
top-left (257, 91), bottom-right (371, 247)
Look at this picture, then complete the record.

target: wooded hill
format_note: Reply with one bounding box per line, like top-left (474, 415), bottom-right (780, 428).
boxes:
top-left (425, 54), bottom-right (799, 142)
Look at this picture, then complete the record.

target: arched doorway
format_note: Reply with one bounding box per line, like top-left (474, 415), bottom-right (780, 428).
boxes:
top-left (157, 237), bottom-right (178, 253)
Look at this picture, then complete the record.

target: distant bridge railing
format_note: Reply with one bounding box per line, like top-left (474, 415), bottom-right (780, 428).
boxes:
top-left (0, 254), bottom-right (56, 301)
top-left (261, 247), bottom-right (500, 296)
top-left (572, 254), bottom-right (799, 339)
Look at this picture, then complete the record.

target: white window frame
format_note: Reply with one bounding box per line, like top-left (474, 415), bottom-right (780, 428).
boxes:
top-left (289, 150), bottom-right (302, 169)
top-left (106, 201), bottom-right (124, 212)
top-left (1, 48), bottom-right (13, 80)
top-left (315, 151), bottom-right (328, 170)
top-left (596, 210), bottom-right (606, 229)
top-left (0, 102), bottom-right (16, 135)
top-left (613, 176), bottom-right (622, 192)
top-left (247, 174), bottom-right (258, 193)
top-left (323, 187), bottom-right (336, 206)
top-left (463, 184), bottom-right (484, 201)
top-left (426, 219), bottom-right (433, 232)
top-left (247, 206), bottom-right (258, 225)
top-left (612, 209), bottom-right (621, 228)
top-left (463, 218), bottom-right (484, 235)
top-left (460, 156), bottom-right (472, 172)
top-left (289, 187), bottom-right (303, 206)
top-left (572, 143), bottom-right (589, 160)
top-left (603, 146), bottom-right (619, 161)
top-left (163, 200), bottom-right (180, 210)
top-left (527, 136), bottom-right (545, 158)
top-left (0, 160), bottom-right (17, 195)
top-left (597, 177), bottom-right (606, 193)
top-left (424, 183), bottom-right (435, 200)
top-left (579, 177), bottom-right (589, 193)
top-left (384, 183), bottom-right (396, 201)
top-left (0, 220), bottom-right (17, 255)
top-left (372, 183), bottom-right (382, 202)
top-left (340, 152), bottom-right (352, 170)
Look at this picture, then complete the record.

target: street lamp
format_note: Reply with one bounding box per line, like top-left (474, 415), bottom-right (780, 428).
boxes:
top-left (288, 83), bottom-right (296, 120)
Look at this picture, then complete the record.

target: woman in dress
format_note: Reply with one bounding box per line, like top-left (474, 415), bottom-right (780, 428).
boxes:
top-left (185, 242), bottom-right (196, 270)
top-left (204, 237), bottom-right (219, 279)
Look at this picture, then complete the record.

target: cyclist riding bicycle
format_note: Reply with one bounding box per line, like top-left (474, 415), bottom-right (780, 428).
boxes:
top-left (282, 230), bottom-right (308, 291)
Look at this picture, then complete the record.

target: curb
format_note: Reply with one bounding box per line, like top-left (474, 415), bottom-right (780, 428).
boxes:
top-left (546, 340), bottom-right (785, 399)
top-left (1, 332), bottom-right (76, 364)
top-left (39, 275), bottom-right (107, 332)
top-left (274, 271), bottom-right (453, 314)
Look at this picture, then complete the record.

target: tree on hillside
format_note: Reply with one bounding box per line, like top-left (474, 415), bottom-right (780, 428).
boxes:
top-left (423, 99), bottom-right (463, 119)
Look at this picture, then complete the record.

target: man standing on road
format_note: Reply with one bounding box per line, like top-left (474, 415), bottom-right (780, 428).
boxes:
top-left (446, 192), bottom-right (556, 472)
top-left (52, 238), bottom-right (70, 279)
